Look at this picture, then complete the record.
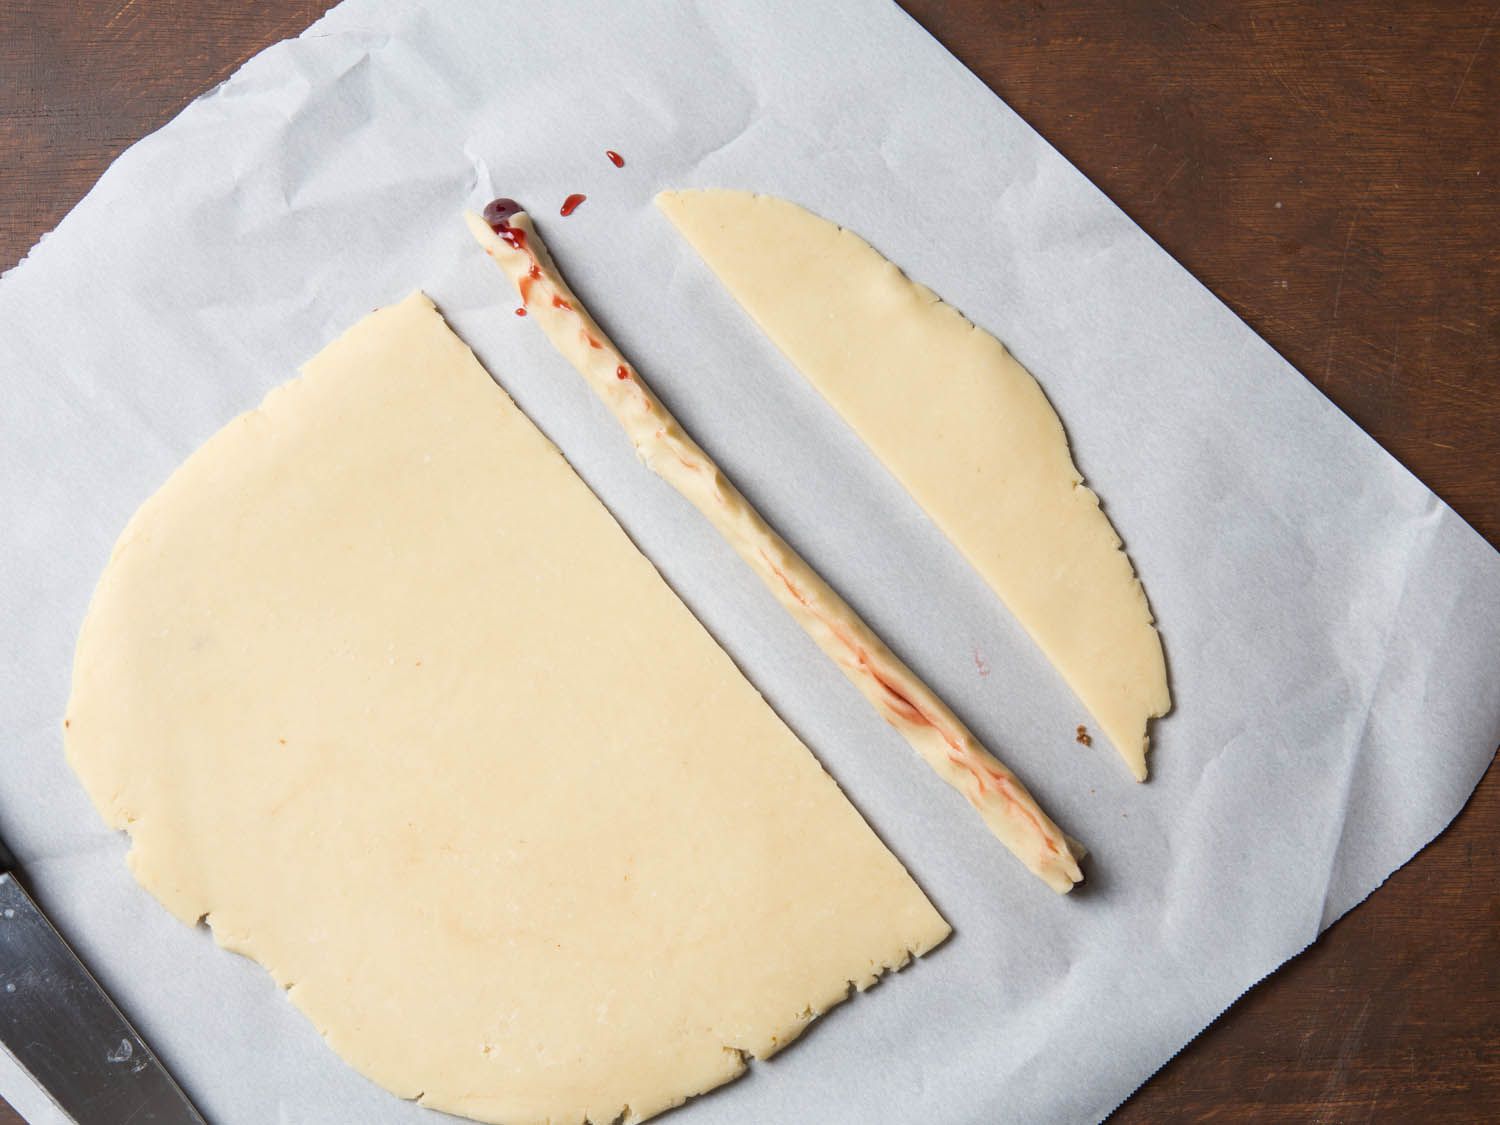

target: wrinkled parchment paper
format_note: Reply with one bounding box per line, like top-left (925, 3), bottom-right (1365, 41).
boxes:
top-left (2, 2), bottom-right (1498, 1121)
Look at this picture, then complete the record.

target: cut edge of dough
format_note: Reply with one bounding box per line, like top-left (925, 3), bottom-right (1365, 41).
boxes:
top-left (406, 924), bottom-right (949, 1125)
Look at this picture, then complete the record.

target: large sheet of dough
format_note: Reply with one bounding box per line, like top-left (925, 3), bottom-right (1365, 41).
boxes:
top-left (659, 190), bottom-right (1170, 779)
top-left (63, 293), bottom-right (950, 1125)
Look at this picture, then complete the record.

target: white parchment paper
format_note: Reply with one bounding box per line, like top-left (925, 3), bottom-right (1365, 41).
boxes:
top-left (3, 2), bottom-right (1498, 1122)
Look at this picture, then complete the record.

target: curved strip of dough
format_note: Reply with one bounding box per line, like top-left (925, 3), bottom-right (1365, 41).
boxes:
top-left (65, 294), bottom-right (950, 1125)
top-left (465, 209), bottom-right (1083, 892)
top-left (657, 190), bottom-right (1170, 780)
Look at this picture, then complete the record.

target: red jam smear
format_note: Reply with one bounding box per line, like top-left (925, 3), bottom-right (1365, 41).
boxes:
top-left (482, 198), bottom-right (528, 251)
top-left (519, 262), bottom-right (542, 304)
top-left (606, 150), bottom-right (625, 168)
top-left (560, 193), bottom-right (587, 217)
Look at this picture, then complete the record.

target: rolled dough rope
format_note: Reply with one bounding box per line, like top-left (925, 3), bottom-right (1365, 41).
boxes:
top-left (465, 202), bottom-right (1083, 893)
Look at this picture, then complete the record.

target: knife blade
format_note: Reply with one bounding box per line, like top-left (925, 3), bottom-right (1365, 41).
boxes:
top-left (0, 833), bottom-right (206, 1125)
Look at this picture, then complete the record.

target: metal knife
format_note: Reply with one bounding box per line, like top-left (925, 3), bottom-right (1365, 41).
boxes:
top-left (0, 831), bottom-right (206, 1124)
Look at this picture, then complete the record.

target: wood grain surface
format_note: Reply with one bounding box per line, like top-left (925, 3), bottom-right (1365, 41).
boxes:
top-left (2, 1), bottom-right (1495, 1121)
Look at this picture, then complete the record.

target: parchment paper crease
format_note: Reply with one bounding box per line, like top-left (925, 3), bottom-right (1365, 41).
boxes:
top-left (2, 2), bottom-right (1497, 1122)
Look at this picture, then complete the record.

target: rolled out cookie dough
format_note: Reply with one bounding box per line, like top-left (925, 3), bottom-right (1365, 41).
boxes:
top-left (659, 190), bottom-right (1170, 780)
top-left (64, 293), bottom-right (949, 1125)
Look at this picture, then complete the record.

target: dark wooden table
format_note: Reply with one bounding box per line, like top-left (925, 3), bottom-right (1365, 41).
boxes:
top-left (2, 1), bottom-right (1495, 1121)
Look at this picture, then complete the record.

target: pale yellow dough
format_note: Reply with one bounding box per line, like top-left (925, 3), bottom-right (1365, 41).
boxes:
top-left (64, 294), bottom-right (949, 1125)
top-left (658, 190), bottom-right (1170, 780)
